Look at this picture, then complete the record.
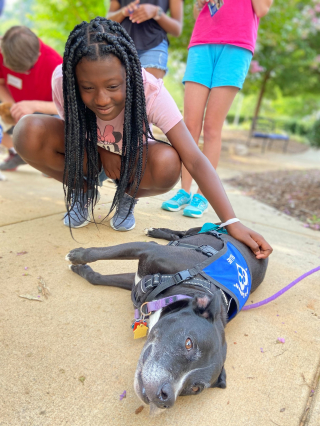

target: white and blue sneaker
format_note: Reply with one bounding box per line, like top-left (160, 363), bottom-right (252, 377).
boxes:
top-left (161, 189), bottom-right (192, 212)
top-left (64, 190), bottom-right (100, 228)
top-left (110, 193), bottom-right (138, 231)
top-left (183, 194), bottom-right (208, 218)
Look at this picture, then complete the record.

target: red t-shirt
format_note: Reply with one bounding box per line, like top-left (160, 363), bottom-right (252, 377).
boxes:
top-left (0, 39), bottom-right (62, 102)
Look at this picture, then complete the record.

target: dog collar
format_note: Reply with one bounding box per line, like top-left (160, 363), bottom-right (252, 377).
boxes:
top-left (134, 294), bottom-right (192, 319)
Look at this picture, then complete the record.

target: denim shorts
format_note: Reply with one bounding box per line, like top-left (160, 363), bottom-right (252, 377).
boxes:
top-left (137, 39), bottom-right (169, 74)
top-left (183, 44), bottom-right (252, 89)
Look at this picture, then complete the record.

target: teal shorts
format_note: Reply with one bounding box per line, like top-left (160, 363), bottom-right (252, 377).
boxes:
top-left (182, 44), bottom-right (252, 89)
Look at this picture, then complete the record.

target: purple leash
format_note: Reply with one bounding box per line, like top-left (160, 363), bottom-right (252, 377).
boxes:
top-left (243, 265), bottom-right (320, 311)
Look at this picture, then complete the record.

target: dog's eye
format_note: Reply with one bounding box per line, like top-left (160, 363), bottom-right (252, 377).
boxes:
top-left (192, 385), bottom-right (200, 393)
top-left (185, 338), bottom-right (193, 350)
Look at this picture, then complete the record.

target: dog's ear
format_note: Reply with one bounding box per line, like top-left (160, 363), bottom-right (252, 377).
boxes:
top-left (192, 292), bottom-right (226, 323)
top-left (210, 366), bottom-right (226, 389)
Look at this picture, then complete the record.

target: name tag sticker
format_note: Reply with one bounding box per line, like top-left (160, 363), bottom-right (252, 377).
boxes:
top-left (208, 0), bottom-right (224, 17)
top-left (7, 74), bottom-right (22, 90)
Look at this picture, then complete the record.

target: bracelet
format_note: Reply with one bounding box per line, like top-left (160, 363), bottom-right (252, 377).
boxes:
top-left (154, 6), bottom-right (164, 20)
top-left (218, 218), bottom-right (240, 228)
top-left (194, 1), bottom-right (202, 11)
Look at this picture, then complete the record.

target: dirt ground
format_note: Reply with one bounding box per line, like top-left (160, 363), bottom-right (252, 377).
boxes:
top-left (226, 169), bottom-right (320, 231)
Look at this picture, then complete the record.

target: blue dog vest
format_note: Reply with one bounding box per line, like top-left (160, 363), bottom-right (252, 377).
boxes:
top-left (201, 241), bottom-right (251, 320)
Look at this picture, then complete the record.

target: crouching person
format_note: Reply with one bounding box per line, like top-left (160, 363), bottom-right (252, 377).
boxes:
top-left (0, 26), bottom-right (62, 171)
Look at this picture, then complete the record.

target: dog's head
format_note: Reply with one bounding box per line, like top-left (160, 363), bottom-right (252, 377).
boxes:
top-left (134, 292), bottom-right (227, 412)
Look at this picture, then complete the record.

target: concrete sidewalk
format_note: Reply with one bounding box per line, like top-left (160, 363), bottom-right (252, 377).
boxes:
top-left (0, 145), bottom-right (319, 426)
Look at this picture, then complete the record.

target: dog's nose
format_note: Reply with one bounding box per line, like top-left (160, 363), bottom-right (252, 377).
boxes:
top-left (155, 383), bottom-right (175, 408)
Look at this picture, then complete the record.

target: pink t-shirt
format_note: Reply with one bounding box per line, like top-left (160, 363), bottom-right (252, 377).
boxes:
top-left (189, 0), bottom-right (259, 54)
top-left (52, 65), bottom-right (183, 155)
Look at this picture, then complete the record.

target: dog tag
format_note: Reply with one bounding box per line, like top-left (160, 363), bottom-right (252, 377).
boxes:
top-left (132, 320), bottom-right (147, 331)
top-left (134, 323), bottom-right (148, 339)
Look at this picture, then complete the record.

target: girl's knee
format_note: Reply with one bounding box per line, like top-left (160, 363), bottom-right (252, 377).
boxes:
top-left (13, 115), bottom-right (46, 156)
top-left (185, 120), bottom-right (202, 139)
top-left (202, 121), bottom-right (221, 141)
top-left (151, 145), bottom-right (181, 189)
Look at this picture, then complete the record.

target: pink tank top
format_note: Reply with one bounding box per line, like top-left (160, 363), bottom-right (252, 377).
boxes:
top-left (189, 0), bottom-right (259, 54)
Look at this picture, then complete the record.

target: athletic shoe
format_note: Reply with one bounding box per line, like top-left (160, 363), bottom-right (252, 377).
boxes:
top-left (63, 190), bottom-right (100, 228)
top-left (110, 193), bottom-right (137, 231)
top-left (183, 194), bottom-right (208, 218)
top-left (0, 152), bottom-right (26, 171)
top-left (161, 189), bottom-right (192, 212)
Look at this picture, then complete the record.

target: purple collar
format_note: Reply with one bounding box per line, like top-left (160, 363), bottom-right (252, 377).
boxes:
top-left (134, 294), bottom-right (192, 319)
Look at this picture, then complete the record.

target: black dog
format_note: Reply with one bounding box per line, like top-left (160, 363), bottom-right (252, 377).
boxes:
top-left (66, 226), bottom-right (268, 412)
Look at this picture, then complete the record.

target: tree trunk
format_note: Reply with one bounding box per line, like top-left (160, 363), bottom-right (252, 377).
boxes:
top-left (251, 70), bottom-right (271, 131)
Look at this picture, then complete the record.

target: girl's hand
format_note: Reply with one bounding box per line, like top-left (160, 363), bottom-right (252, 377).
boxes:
top-left (226, 222), bottom-right (273, 259)
top-left (11, 101), bottom-right (36, 122)
top-left (195, 0), bottom-right (208, 11)
top-left (130, 4), bottom-right (158, 23)
top-left (122, 0), bottom-right (140, 17)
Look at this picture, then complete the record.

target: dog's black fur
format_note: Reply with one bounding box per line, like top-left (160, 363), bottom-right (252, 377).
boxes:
top-left (66, 226), bottom-right (268, 411)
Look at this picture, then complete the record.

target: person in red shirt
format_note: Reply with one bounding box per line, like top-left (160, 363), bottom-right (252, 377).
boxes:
top-left (0, 26), bottom-right (62, 171)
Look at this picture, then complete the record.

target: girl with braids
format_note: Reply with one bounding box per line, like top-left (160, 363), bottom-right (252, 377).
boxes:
top-left (13, 17), bottom-right (272, 259)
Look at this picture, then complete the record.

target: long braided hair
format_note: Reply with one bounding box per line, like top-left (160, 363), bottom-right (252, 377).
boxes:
top-left (63, 17), bottom-right (155, 226)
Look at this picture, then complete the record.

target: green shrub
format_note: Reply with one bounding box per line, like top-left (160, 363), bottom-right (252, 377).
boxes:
top-left (308, 119), bottom-right (320, 148)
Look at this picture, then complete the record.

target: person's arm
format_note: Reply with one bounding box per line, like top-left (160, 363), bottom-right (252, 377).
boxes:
top-left (10, 101), bottom-right (58, 123)
top-left (166, 120), bottom-right (273, 259)
top-left (0, 79), bottom-right (15, 103)
top-left (107, 0), bottom-right (140, 23)
top-left (251, 0), bottom-right (273, 18)
top-left (129, 0), bottom-right (183, 37)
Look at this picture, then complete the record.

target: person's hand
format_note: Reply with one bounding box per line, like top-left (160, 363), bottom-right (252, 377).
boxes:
top-left (10, 101), bottom-right (37, 123)
top-left (122, 0), bottom-right (140, 17)
top-left (130, 3), bottom-right (158, 23)
top-left (99, 148), bottom-right (122, 181)
top-left (226, 222), bottom-right (273, 259)
top-left (195, 0), bottom-right (208, 11)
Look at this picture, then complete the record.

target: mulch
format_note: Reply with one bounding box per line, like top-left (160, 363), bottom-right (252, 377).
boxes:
top-left (226, 169), bottom-right (320, 231)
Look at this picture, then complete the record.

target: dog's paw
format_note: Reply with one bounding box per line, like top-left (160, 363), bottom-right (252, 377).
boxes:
top-left (144, 228), bottom-right (154, 236)
top-left (65, 248), bottom-right (87, 265)
top-left (69, 264), bottom-right (97, 284)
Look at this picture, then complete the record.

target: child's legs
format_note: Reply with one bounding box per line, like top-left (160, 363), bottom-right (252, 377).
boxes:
top-left (183, 44), bottom-right (252, 195)
top-left (201, 86), bottom-right (238, 171)
top-left (182, 81), bottom-right (210, 193)
top-left (96, 141), bottom-right (181, 197)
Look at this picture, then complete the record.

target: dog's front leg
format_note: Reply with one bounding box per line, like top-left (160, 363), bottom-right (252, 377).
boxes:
top-left (146, 227), bottom-right (202, 241)
top-left (69, 264), bottom-right (135, 290)
top-left (66, 242), bottom-right (158, 265)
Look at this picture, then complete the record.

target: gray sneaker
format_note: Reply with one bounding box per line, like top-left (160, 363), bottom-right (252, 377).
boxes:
top-left (0, 153), bottom-right (26, 171)
top-left (64, 190), bottom-right (101, 229)
top-left (110, 193), bottom-right (138, 231)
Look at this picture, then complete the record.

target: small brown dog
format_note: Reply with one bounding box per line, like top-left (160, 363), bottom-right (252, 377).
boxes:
top-left (0, 102), bottom-right (15, 125)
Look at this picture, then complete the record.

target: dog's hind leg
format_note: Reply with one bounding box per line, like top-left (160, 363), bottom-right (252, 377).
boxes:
top-left (69, 264), bottom-right (134, 290)
top-left (146, 227), bottom-right (202, 241)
